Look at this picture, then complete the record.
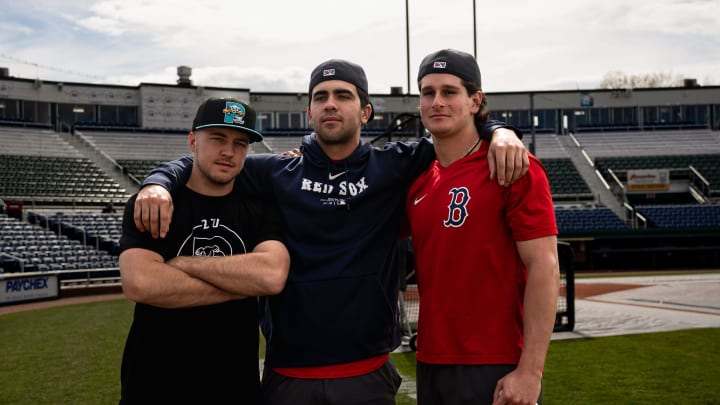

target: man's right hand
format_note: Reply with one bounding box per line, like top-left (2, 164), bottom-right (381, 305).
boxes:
top-left (134, 184), bottom-right (174, 239)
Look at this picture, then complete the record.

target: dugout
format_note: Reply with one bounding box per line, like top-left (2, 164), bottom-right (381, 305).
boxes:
top-left (562, 229), bottom-right (720, 271)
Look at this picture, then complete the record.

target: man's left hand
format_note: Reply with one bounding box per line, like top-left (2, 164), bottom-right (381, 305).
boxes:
top-left (488, 128), bottom-right (530, 186)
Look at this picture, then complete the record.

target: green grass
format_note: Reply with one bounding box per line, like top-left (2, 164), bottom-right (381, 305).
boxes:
top-left (392, 329), bottom-right (720, 405)
top-left (1, 298), bottom-right (719, 405)
top-left (0, 299), bottom-right (132, 405)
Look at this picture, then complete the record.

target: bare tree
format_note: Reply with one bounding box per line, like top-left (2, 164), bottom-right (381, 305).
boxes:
top-left (600, 71), bottom-right (685, 89)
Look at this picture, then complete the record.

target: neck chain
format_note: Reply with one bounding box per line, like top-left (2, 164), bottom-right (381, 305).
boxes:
top-left (463, 136), bottom-right (482, 158)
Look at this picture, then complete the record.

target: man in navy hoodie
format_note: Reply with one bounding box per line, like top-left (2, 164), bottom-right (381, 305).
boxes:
top-left (133, 59), bottom-right (528, 404)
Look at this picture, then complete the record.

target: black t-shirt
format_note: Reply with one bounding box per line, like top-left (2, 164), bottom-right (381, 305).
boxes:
top-left (118, 186), bottom-right (284, 405)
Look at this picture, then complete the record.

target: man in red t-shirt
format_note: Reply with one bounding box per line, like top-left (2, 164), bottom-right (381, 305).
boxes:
top-left (406, 49), bottom-right (560, 405)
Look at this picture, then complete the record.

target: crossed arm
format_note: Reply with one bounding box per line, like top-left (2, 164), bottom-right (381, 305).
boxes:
top-left (120, 239), bottom-right (290, 308)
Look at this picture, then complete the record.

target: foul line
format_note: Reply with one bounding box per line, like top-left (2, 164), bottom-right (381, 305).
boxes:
top-left (584, 297), bottom-right (720, 316)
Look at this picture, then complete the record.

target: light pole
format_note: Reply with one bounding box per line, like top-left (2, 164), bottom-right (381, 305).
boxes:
top-left (405, 0), bottom-right (411, 94)
top-left (473, 0), bottom-right (477, 59)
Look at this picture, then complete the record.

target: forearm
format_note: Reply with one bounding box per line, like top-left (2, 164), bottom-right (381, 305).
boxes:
top-left (155, 281), bottom-right (240, 308)
top-left (120, 250), bottom-right (242, 308)
top-left (169, 240), bottom-right (289, 296)
top-left (517, 259), bottom-right (560, 376)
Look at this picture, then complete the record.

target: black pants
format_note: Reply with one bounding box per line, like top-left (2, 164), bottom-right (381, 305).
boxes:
top-left (417, 362), bottom-right (542, 405)
top-left (262, 358), bottom-right (402, 405)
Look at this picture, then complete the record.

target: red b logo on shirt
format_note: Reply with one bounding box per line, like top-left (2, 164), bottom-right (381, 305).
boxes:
top-left (444, 187), bottom-right (470, 227)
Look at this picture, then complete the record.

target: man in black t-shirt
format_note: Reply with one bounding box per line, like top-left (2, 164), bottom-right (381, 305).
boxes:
top-left (118, 97), bottom-right (290, 405)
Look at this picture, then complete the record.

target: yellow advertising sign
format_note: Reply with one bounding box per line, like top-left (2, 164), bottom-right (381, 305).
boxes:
top-left (626, 169), bottom-right (670, 192)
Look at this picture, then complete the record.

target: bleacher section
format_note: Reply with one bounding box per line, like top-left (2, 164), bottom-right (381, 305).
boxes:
top-left (575, 130), bottom-right (720, 200)
top-left (81, 131), bottom-right (191, 161)
top-left (595, 154), bottom-right (720, 197)
top-left (555, 206), bottom-right (630, 232)
top-left (0, 154), bottom-right (130, 205)
top-left (521, 133), bottom-right (593, 202)
top-left (81, 130), bottom-right (191, 184)
top-left (542, 158), bottom-right (593, 201)
top-left (115, 160), bottom-right (165, 184)
top-left (0, 212), bottom-right (119, 282)
top-left (523, 133), bottom-right (570, 159)
top-left (635, 204), bottom-right (720, 229)
top-left (574, 129), bottom-right (720, 157)
top-left (0, 127), bottom-right (83, 157)
top-left (2, 124), bottom-right (720, 277)
top-left (597, 154), bottom-right (720, 179)
top-left (30, 211), bottom-right (122, 255)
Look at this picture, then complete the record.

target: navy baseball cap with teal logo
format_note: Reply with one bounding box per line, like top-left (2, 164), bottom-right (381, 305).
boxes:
top-left (192, 97), bottom-right (263, 143)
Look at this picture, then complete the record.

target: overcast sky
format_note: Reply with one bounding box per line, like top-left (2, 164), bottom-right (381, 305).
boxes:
top-left (1, 0), bottom-right (718, 94)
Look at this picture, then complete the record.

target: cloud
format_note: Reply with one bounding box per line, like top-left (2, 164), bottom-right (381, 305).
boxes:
top-left (0, 0), bottom-right (717, 92)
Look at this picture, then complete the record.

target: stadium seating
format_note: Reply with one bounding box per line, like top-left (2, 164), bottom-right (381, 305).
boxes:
top-left (2, 121), bottom-right (720, 275)
top-left (635, 203), bottom-right (720, 229)
top-left (0, 127), bottom-right (83, 157)
top-left (523, 133), bottom-right (570, 160)
top-left (0, 154), bottom-right (130, 204)
top-left (555, 206), bottom-right (630, 232)
top-left (29, 211), bottom-right (122, 255)
top-left (0, 212), bottom-right (119, 278)
top-left (574, 129), bottom-right (720, 157)
top-left (116, 159), bottom-right (166, 184)
top-left (542, 158), bottom-right (593, 201)
top-left (595, 154), bottom-right (720, 197)
top-left (81, 131), bottom-right (191, 161)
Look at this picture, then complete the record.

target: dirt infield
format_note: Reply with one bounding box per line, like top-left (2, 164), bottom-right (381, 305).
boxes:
top-left (573, 283), bottom-right (643, 299)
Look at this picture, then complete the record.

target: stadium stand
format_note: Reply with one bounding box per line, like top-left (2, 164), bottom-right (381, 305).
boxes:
top-left (595, 154), bottom-right (720, 197)
top-left (573, 130), bottom-right (720, 157)
top-left (555, 205), bottom-right (630, 232)
top-left (1, 72), bottom-right (719, 300)
top-left (523, 132), bottom-right (570, 159)
top-left (0, 154), bottom-right (130, 205)
top-left (0, 212), bottom-right (119, 282)
top-left (543, 158), bottom-right (593, 201)
top-left (0, 127), bottom-right (83, 157)
top-left (81, 131), bottom-right (190, 161)
top-left (635, 203), bottom-right (720, 229)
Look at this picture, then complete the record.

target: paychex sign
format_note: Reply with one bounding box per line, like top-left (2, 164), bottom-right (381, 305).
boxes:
top-left (0, 274), bottom-right (59, 304)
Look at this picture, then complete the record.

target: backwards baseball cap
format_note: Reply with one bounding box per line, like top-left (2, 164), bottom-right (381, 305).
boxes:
top-left (192, 97), bottom-right (263, 143)
top-left (308, 59), bottom-right (374, 121)
top-left (417, 49), bottom-right (482, 89)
